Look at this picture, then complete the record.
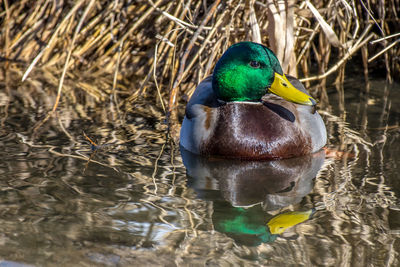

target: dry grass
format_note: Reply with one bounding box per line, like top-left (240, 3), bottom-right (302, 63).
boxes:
top-left (0, 0), bottom-right (399, 124)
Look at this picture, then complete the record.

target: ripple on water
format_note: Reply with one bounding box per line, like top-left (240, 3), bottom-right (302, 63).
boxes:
top-left (0, 78), bottom-right (399, 266)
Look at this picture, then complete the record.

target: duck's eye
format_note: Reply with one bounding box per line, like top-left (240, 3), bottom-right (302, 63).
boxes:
top-left (249, 61), bottom-right (261, 68)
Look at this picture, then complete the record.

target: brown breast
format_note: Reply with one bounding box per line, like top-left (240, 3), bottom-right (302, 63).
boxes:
top-left (200, 101), bottom-right (312, 159)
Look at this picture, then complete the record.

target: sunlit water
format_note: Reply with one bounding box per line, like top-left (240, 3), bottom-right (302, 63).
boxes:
top-left (0, 76), bottom-right (399, 266)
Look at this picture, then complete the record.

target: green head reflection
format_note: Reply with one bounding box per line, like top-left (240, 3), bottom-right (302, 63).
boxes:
top-left (213, 201), bottom-right (316, 246)
top-left (213, 203), bottom-right (276, 246)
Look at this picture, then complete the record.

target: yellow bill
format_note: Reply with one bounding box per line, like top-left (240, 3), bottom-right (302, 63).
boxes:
top-left (269, 73), bottom-right (316, 106)
top-left (267, 209), bottom-right (314, 235)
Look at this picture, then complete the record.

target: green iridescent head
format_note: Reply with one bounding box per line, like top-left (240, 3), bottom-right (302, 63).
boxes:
top-left (212, 42), bottom-right (316, 105)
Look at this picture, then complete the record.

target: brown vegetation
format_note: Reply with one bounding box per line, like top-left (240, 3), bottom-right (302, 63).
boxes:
top-left (0, 0), bottom-right (399, 123)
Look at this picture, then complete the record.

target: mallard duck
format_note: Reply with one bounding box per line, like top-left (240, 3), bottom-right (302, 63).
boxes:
top-left (180, 42), bottom-right (326, 159)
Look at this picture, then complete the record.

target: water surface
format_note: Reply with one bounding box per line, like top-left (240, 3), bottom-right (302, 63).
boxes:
top-left (0, 76), bottom-right (399, 266)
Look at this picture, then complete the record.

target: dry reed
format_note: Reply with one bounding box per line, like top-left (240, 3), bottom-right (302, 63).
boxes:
top-left (0, 0), bottom-right (399, 126)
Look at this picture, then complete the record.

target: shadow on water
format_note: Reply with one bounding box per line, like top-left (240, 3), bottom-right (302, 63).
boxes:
top-left (0, 72), bottom-right (400, 266)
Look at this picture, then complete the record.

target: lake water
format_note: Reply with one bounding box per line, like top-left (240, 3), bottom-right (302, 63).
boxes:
top-left (0, 74), bottom-right (399, 266)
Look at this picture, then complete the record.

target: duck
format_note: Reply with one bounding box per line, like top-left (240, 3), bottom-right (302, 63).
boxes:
top-left (180, 42), bottom-right (327, 160)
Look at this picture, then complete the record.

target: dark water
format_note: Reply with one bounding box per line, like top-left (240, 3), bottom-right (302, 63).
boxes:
top-left (0, 77), bottom-right (399, 266)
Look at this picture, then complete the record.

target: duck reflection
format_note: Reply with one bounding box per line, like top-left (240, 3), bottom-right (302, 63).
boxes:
top-left (181, 148), bottom-right (325, 245)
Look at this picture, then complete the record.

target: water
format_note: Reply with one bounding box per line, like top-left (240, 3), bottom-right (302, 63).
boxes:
top-left (0, 76), bottom-right (399, 266)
